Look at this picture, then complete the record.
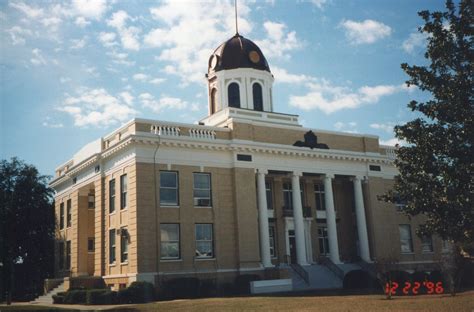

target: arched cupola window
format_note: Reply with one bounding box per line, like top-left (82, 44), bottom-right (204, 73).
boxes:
top-left (228, 82), bottom-right (240, 108)
top-left (210, 88), bottom-right (217, 114)
top-left (252, 83), bottom-right (263, 111)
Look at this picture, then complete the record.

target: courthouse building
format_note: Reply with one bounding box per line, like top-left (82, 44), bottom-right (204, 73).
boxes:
top-left (49, 32), bottom-right (446, 290)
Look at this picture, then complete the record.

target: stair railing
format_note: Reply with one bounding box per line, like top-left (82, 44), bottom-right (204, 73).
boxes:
top-left (319, 257), bottom-right (344, 280)
top-left (290, 263), bottom-right (309, 285)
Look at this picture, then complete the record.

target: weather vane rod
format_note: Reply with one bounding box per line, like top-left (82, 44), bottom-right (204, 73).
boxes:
top-left (235, 0), bottom-right (239, 35)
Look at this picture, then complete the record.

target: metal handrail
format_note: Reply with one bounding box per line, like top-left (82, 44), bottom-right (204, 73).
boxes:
top-left (320, 257), bottom-right (344, 280)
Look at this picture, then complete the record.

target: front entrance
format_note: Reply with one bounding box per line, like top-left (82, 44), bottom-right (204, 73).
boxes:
top-left (289, 230), bottom-right (296, 263)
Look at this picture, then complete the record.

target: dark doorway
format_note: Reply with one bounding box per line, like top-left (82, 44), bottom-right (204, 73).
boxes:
top-left (289, 230), bottom-right (296, 264)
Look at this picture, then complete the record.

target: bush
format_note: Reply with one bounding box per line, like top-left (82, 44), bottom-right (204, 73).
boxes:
top-left (64, 290), bottom-right (87, 304)
top-left (96, 290), bottom-right (117, 305)
top-left (52, 294), bottom-right (65, 304)
top-left (118, 281), bottom-right (155, 304)
top-left (160, 278), bottom-right (200, 299)
top-left (86, 289), bottom-right (107, 305)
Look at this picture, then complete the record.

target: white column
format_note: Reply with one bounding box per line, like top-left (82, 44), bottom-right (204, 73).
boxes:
top-left (291, 172), bottom-right (308, 265)
top-left (324, 174), bottom-right (341, 264)
top-left (353, 176), bottom-right (371, 262)
top-left (257, 170), bottom-right (273, 268)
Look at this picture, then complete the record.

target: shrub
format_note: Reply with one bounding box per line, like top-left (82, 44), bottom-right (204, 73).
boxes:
top-left (162, 278), bottom-right (200, 299)
top-left (52, 294), bottom-right (65, 304)
top-left (118, 282), bottom-right (155, 303)
top-left (97, 290), bottom-right (117, 305)
top-left (86, 289), bottom-right (108, 305)
top-left (64, 290), bottom-right (87, 304)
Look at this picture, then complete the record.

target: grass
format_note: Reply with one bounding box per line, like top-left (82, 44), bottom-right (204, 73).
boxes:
top-left (1, 291), bottom-right (472, 312)
top-left (109, 291), bottom-right (474, 312)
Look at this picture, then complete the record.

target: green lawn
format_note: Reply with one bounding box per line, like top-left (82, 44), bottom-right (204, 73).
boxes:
top-left (2, 291), bottom-right (473, 312)
top-left (110, 291), bottom-right (474, 312)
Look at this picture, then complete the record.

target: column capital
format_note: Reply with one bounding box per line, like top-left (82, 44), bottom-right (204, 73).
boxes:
top-left (257, 169), bottom-right (268, 175)
top-left (324, 173), bottom-right (335, 179)
top-left (291, 171), bottom-right (303, 177)
top-left (351, 175), bottom-right (365, 182)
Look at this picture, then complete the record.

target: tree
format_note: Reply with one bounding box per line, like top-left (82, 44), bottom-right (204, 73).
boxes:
top-left (0, 158), bottom-right (55, 302)
top-left (384, 1), bottom-right (473, 248)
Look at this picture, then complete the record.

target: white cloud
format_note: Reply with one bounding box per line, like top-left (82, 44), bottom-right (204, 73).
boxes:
top-left (6, 26), bottom-right (32, 45)
top-left (340, 19), bottom-right (391, 45)
top-left (133, 73), bottom-right (149, 81)
top-left (9, 2), bottom-right (44, 19)
top-left (72, 0), bottom-right (107, 21)
top-left (41, 16), bottom-right (62, 28)
top-left (106, 50), bottom-right (135, 66)
top-left (98, 32), bottom-right (117, 47)
top-left (74, 16), bottom-right (90, 28)
top-left (370, 122), bottom-right (397, 134)
top-left (139, 93), bottom-right (188, 113)
top-left (402, 32), bottom-right (428, 54)
top-left (334, 121), bottom-right (358, 133)
top-left (119, 91), bottom-right (134, 105)
top-left (272, 66), bottom-right (313, 84)
top-left (107, 10), bottom-right (140, 51)
top-left (254, 21), bottom-right (302, 60)
top-left (144, 0), bottom-right (252, 84)
top-left (58, 88), bottom-right (137, 127)
top-left (42, 117), bottom-right (64, 128)
top-left (30, 48), bottom-right (47, 66)
top-left (149, 78), bottom-right (165, 85)
top-left (70, 37), bottom-right (87, 49)
top-left (310, 0), bottom-right (328, 9)
top-left (60, 77), bottom-right (71, 84)
top-left (290, 80), bottom-right (400, 114)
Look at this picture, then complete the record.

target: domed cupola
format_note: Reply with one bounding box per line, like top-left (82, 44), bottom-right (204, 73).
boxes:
top-left (206, 33), bottom-right (274, 116)
top-left (208, 34), bottom-right (271, 74)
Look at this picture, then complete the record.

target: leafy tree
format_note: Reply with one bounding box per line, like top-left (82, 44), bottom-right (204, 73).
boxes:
top-left (0, 158), bottom-right (55, 302)
top-left (385, 0), bottom-right (473, 247)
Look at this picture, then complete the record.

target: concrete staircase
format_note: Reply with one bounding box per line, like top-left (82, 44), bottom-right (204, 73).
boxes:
top-left (290, 264), bottom-right (343, 291)
top-left (31, 282), bottom-right (65, 305)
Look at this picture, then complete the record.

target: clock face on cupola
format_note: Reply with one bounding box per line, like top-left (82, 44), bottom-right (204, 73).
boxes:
top-left (206, 32), bottom-right (274, 116)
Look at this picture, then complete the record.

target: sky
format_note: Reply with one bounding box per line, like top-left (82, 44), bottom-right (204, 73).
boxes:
top-left (0, 0), bottom-right (447, 177)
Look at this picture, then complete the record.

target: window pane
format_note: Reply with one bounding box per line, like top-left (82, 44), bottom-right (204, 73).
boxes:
top-left (195, 224), bottom-right (213, 258)
top-left (265, 181), bottom-right (273, 210)
top-left (160, 189), bottom-right (177, 205)
top-left (196, 242), bottom-right (212, 257)
top-left (161, 242), bottom-right (179, 258)
top-left (194, 174), bottom-right (210, 189)
top-left (160, 172), bottom-right (177, 188)
top-left (161, 224), bottom-right (179, 241)
top-left (228, 82), bottom-right (240, 108)
top-left (253, 83), bottom-right (263, 111)
top-left (194, 189), bottom-right (210, 198)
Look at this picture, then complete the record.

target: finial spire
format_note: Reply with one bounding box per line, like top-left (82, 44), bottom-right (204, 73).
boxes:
top-left (234, 0), bottom-right (239, 35)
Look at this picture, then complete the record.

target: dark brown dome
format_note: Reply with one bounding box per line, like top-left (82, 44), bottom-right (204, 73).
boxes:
top-left (208, 34), bottom-right (270, 73)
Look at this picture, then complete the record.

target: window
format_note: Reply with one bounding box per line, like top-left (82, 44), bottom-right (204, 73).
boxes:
top-left (318, 227), bottom-right (330, 255)
top-left (120, 174), bottom-right (127, 210)
top-left (66, 199), bottom-right (72, 227)
top-left (59, 203), bottom-right (64, 229)
top-left (399, 224), bottom-right (414, 253)
top-left (195, 224), bottom-right (213, 258)
top-left (442, 240), bottom-right (451, 253)
top-left (88, 194), bottom-right (95, 209)
top-left (109, 179), bottom-right (116, 213)
top-left (109, 229), bottom-right (116, 263)
top-left (228, 82), bottom-right (240, 108)
top-left (394, 194), bottom-right (406, 212)
top-left (120, 228), bottom-right (129, 262)
top-left (160, 171), bottom-right (179, 206)
top-left (88, 238), bottom-right (95, 252)
top-left (193, 173), bottom-right (212, 207)
top-left (252, 83), bottom-right (263, 111)
top-left (59, 241), bottom-right (64, 269)
top-left (283, 182), bottom-right (293, 210)
top-left (421, 235), bottom-right (433, 253)
top-left (211, 88), bottom-right (217, 114)
top-left (269, 224), bottom-right (276, 257)
top-left (66, 240), bottom-right (71, 270)
top-left (265, 181), bottom-right (273, 210)
top-left (314, 184), bottom-right (326, 211)
top-left (160, 224), bottom-right (180, 259)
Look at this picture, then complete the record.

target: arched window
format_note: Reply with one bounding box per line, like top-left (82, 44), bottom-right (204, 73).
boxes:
top-left (253, 83), bottom-right (263, 111)
top-left (210, 88), bottom-right (217, 114)
top-left (228, 82), bottom-right (240, 108)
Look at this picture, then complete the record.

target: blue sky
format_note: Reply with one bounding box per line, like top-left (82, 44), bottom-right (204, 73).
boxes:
top-left (1, 0), bottom-right (446, 177)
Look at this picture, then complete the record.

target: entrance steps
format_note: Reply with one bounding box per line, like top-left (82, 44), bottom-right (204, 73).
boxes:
top-left (30, 281), bottom-right (65, 305)
top-left (290, 264), bottom-right (343, 291)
